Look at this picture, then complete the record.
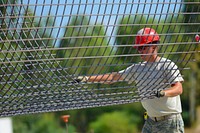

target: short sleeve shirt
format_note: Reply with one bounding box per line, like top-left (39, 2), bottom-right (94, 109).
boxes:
top-left (119, 57), bottom-right (184, 117)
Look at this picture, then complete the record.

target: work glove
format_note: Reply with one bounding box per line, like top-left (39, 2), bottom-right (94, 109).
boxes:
top-left (73, 76), bottom-right (89, 83)
top-left (156, 90), bottom-right (165, 98)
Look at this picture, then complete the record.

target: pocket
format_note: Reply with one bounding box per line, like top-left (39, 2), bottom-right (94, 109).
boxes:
top-left (176, 117), bottom-right (184, 132)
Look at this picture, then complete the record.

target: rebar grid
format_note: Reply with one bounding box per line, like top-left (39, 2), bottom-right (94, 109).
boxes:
top-left (0, 0), bottom-right (199, 117)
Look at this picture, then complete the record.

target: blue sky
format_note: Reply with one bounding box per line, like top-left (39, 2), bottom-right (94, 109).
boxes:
top-left (21, 0), bottom-right (182, 46)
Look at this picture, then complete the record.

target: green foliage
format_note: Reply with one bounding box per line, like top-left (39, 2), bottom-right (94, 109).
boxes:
top-left (1, 1), bottom-right (199, 132)
top-left (89, 111), bottom-right (138, 133)
top-left (115, 15), bottom-right (145, 63)
top-left (182, 0), bottom-right (200, 27)
top-left (13, 113), bottom-right (75, 133)
top-left (64, 103), bottom-right (143, 132)
top-left (182, 0), bottom-right (200, 105)
top-left (58, 16), bottom-right (114, 75)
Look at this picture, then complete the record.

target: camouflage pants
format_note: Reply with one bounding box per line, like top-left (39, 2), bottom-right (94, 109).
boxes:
top-left (142, 114), bottom-right (184, 133)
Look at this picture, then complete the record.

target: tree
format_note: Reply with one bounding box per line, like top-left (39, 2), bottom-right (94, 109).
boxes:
top-left (4, 1), bottom-right (200, 132)
top-left (58, 16), bottom-right (114, 75)
top-left (13, 113), bottom-right (72, 133)
top-left (57, 16), bottom-right (118, 132)
top-left (115, 15), bottom-right (146, 64)
top-left (181, 0), bottom-right (200, 125)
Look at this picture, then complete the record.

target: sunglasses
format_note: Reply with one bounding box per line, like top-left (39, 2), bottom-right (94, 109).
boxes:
top-left (136, 41), bottom-right (159, 51)
top-left (137, 46), bottom-right (150, 51)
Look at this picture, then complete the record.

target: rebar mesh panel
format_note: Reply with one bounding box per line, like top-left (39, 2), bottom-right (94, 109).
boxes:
top-left (0, 0), bottom-right (199, 117)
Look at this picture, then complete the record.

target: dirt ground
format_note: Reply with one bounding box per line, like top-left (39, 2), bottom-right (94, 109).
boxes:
top-left (185, 128), bottom-right (195, 133)
top-left (185, 127), bottom-right (200, 133)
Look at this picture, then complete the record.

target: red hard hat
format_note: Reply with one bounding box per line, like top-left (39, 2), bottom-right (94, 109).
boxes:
top-left (134, 27), bottom-right (160, 48)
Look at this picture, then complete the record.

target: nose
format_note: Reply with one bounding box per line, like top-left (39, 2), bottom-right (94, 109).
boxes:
top-left (138, 50), bottom-right (142, 54)
top-left (138, 49), bottom-right (145, 54)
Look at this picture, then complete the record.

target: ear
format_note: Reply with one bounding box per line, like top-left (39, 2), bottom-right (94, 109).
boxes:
top-left (152, 46), bottom-right (158, 53)
top-left (152, 46), bottom-right (156, 50)
top-left (153, 46), bottom-right (158, 50)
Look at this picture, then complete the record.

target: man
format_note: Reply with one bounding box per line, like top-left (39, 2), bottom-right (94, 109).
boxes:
top-left (76, 27), bottom-right (184, 133)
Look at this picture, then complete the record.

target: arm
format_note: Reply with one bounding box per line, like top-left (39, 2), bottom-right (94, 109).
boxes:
top-left (88, 72), bottom-right (123, 84)
top-left (158, 62), bottom-right (184, 98)
top-left (162, 81), bottom-right (183, 97)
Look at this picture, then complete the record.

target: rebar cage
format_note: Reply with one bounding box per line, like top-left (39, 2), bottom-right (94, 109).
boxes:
top-left (0, 0), bottom-right (199, 117)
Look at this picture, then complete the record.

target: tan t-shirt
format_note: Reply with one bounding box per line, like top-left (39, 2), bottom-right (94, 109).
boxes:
top-left (119, 57), bottom-right (184, 117)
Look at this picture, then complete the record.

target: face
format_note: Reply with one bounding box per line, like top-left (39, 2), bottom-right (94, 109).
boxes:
top-left (137, 45), bottom-right (157, 62)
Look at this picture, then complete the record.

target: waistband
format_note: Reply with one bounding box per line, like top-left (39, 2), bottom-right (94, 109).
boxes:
top-left (149, 113), bottom-right (181, 122)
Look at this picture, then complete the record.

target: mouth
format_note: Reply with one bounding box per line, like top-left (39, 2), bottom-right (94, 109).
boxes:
top-left (140, 55), bottom-right (144, 59)
top-left (140, 54), bottom-right (148, 60)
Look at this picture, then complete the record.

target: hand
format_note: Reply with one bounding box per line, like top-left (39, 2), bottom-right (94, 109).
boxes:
top-left (156, 90), bottom-right (165, 98)
top-left (73, 76), bottom-right (89, 83)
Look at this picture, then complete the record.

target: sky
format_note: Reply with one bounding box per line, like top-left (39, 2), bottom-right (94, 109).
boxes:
top-left (21, 0), bottom-right (182, 46)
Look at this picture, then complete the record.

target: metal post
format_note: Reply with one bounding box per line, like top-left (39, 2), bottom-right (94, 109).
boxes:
top-left (61, 115), bottom-right (70, 133)
top-left (0, 117), bottom-right (13, 133)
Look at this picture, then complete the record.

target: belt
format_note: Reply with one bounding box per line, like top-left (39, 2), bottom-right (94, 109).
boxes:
top-left (149, 113), bottom-right (180, 122)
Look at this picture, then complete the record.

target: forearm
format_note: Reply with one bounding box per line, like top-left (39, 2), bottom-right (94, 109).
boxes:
top-left (163, 82), bottom-right (183, 97)
top-left (88, 73), bottom-right (123, 83)
top-left (88, 74), bottom-right (112, 83)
